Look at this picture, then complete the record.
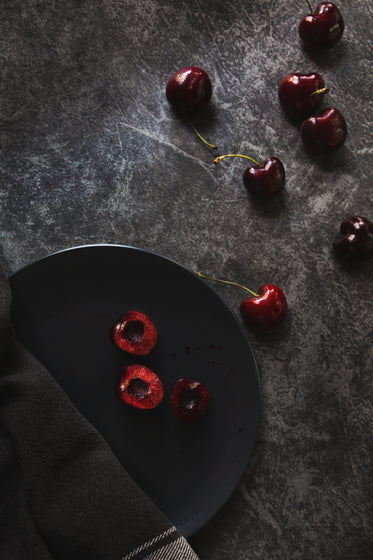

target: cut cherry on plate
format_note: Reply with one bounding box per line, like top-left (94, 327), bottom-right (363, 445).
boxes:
top-left (300, 107), bottom-right (347, 152)
top-left (110, 310), bottom-right (157, 355)
top-left (170, 377), bottom-right (210, 422)
top-left (214, 154), bottom-right (285, 197)
top-left (278, 72), bottom-right (328, 120)
top-left (117, 364), bottom-right (164, 410)
top-left (333, 216), bottom-right (373, 260)
top-left (299, 1), bottom-right (344, 48)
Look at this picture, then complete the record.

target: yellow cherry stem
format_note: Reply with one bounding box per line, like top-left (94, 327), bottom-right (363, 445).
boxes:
top-left (311, 87), bottom-right (329, 97)
top-left (214, 153), bottom-right (259, 166)
top-left (188, 121), bottom-right (217, 149)
top-left (310, 87), bottom-right (329, 111)
top-left (195, 272), bottom-right (259, 298)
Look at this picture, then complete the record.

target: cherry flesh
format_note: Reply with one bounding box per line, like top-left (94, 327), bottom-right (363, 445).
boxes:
top-left (333, 216), bottom-right (373, 260)
top-left (239, 284), bottom-right (288, 331)
top-left (117, 364), bottom-right (164, 410)
top-left (170, 377), bottom-right (210, 422)
top-left (214, 154), bottom-right (285, 197)
top-left (110, 310), bottom-right (157, 356)
top-left (300, 107), bottom-right (347, 152)
top-left (166, 66), bottom-right (212, 114)
top-left (196, 273), bottom-right (288, 331)
top-left (278, 72), bottom-right (327, 120)
top-left (299, 2), bottom-right (344, 48)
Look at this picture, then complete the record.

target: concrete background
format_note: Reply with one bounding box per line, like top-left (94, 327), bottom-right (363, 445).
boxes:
top-left (1, 1), bottom-right (372, 558)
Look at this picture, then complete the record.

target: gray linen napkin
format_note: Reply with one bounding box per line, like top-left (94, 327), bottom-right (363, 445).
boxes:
top-left (0, 248), bottom-right (199, 560)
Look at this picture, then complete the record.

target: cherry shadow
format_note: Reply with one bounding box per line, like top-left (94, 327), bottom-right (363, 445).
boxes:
top-left (331, 251), bottom-right (373, 277)
top-left (243, 309), bottom-right (292, 345)
top-left (168, 101), bottom-right (219, 130)
top-left (168, 101), bottom-right (221, 155)
top-left (300, 39), bottom-right (348, 70)
top-left (278, 106), bottom-right (304, 130)
top-left (301, 143), bottom-right (351, 173)
top-left (246, 189), bottom-right (288, 219)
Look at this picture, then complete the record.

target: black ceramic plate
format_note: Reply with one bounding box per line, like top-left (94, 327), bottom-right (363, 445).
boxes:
top-left (9, 244), bottom-right (261, 537)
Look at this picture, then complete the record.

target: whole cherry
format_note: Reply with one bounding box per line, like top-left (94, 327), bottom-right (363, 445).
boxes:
top-left (300, 107), bottom-right (347, 152)
top-left (214, 154), bottom-right (285, 197)
top-left (166, 66), bottom-right (217, 149)
top-left (170, 377), bottom-right (210, 422)
top-left (278, 72), bottom-right (328, 120)
top-left (110, 310), bottom-right (157, 356)
top-left (333, 216), bottom-right (373, 260)
top-left (299, 1), bottom-right (344, 48)
top-left (239, 284), bottom-right (288, 330)
top-left (166, 66), bottom-right (212, 114)
top-left (196, 273), bottom-right (288, 330)
top-left (116, 364), bottom-right (164, 410)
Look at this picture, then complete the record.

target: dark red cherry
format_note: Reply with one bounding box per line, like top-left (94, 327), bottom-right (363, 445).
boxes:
top-left (117, 364), bottom-right (164, 409)
top-left (333, 216), bottom-right (373, 260)
top-left (170, 377), bottom-right (210, 422)
top-left (243, 157), bottom-right (285, 197)
top-left (196, 273), bottom-right (288, 331)
top-left (300, 107), bottom-right (347, 152)
top-left (110, 310), bottom-right (157, 355)
top-left (299, 2), bottom-right (344, 48)
top-left (214, 154), bottom-right (285, 197)
top-left (166, 66), bottom-right (212, 114)
top-left (239, 284), bottom-right (288, 330)
top-left (278, 72), bottom-right (327, 119)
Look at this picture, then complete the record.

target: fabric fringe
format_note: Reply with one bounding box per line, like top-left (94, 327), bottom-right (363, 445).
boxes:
top-left (122, 529), bottom-right (199, 560)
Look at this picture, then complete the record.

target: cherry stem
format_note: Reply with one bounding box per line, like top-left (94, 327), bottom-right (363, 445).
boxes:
top-left (306, 0), bottom-right (314, 13)
top-left (310, 87), bottom-right (329, 98)
top-left (214, 153), bottom-right (259, 166)
top-left (195, 272), bottom-right (259, 297)
top-left (188, 121), bottom-right (217, 149)
top-left (310, 87), bottom-right (329, 111)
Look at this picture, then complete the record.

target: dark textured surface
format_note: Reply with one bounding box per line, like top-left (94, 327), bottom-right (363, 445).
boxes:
top-left (1, 1), bottom-right (372, 558)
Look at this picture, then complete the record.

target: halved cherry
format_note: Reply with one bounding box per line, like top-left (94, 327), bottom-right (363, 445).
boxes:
top-left (170, 377), bottom-right (210, 422)
top-left (110, 310), bottom-right (157, 355)
top-left (116, 364), bottom-right (164, 409)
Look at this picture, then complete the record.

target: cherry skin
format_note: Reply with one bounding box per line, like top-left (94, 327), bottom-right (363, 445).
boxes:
top-left (116, 364), bottom-right (164, 410)
top-left (170, 377), bottom-right (210, 422)
top-left (243, 157), bottom-right (285, 197)
top-left (166, 66), bottom-right (212, 114)
top-left (333, 216), bottom-right (373, 260)
top-left (300, 107), bottom-right (347, 152)
top-left (195, 273), bottom-right (288, 331)
top-left (278, 72), bottom-right (327, 120)
top-left (299, 2), bottom-right (344, 48)
top-left (214, 154), bottom-right (285, 197)
top-left (239, 284), bottom-right (288, 331)
top-left (110, 310), bottom-right (157, 356)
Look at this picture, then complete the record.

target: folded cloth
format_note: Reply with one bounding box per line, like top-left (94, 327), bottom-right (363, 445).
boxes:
top-left (0, 248), bottom-right (199, 560)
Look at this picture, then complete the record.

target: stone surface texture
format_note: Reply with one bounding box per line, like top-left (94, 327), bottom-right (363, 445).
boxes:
top-left (1, 1), bottom-right (372, 558)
